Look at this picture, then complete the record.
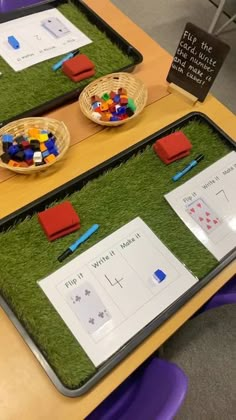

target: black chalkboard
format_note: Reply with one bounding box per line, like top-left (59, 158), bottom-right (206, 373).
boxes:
top-left (166, 22), bottom-right (230, 102)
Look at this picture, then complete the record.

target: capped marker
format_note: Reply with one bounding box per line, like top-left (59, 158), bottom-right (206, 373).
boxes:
top-left (172, 154), bottom-right (204, 182)
top-left (58, 224), bottom-right (99, 262)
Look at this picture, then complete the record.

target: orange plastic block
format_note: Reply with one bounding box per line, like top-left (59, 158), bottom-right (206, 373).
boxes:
top-left (118, 87), bottom-right (127, 95)
top-left (100, 103), bottom-right (109, 111)
top-left (28, 128), bottom-right (40, 138)
top-left (8, 160), bottom-right (21, 167)
top-left (40, 143), bottom-right (47, 152)
top-left (44, 154), bottom-right (56, 163)
top-left (106, 99), bottom-right (113, 106)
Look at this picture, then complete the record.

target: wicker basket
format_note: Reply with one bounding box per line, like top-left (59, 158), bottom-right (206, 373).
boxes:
top-left (0, 117), bottom-right (70, 174)
top-left (79, 72), bottom-right (148, 127)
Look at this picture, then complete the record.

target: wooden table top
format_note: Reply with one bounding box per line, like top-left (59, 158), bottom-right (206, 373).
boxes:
top-left (0, 2), bottom-right (235, 420)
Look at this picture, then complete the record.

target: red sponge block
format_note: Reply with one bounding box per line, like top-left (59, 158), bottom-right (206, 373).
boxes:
top-left (38, 201), bottom-right (80, 241)
top-left (62, 54), bottom-right (95, 82)
top-left (153, 132), bottom-right (192, 164)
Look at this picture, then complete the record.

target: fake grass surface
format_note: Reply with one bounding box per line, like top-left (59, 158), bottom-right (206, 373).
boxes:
top-left (0, 1), bottom-right (134, 123)
top-left (0, 120), bottom-right (233, 389)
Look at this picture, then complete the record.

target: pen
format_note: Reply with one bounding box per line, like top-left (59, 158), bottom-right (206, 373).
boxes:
top-left (52, 49), bottom-right (80, 71)
top-left (172, 154), bottom-right (204, 181)
top-left (57, 224), bottom-right (100, 262)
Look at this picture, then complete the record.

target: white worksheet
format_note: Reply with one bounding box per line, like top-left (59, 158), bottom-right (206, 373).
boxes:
top-left (39, 217), bottom-right (198, 367)
top-left (0, 9), bottom-right (92, 71)
top-left (165, 151), bottom-right (236, 261)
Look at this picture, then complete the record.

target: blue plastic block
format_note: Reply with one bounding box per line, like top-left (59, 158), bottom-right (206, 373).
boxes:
top-left (110, 116), bottom-right (119, 121)
top-left (92, 101), bottom-right (101, 110)
top-left (24, 148), bottom-right (34, 160)
top-left (2, 134), bottom-right (14, 143)
top-left (51, 147), bottom-right (59, 156)
top-left (117, 106), bottom-right (127, 115)
top-left (153, 269), bottom-right (166, 283)
top-left (45, 139), bottom-right (55, 150)
top-left (8, 36), bottom-right (20, 49)
top-left (42, 150), bottom-right (50, 158)
top-left (113, 95), bottom-right (120, 103)
top-left (8, 145), bottom-right (20, 156)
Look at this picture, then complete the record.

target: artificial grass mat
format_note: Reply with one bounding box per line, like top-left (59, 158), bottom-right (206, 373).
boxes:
top-left (0, 1), bottom-right (134, 123)
top-left (0, 120), bottom-right (233, 389)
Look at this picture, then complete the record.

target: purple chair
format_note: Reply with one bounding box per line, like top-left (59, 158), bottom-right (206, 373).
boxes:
top-left (0, 1), bottom-right (48, 13)
top-left (86, 358), bottom-right (188, 420)
top-left (199, 275), bottom-right (236, 313)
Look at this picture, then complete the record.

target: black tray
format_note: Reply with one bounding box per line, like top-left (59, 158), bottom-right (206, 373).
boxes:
top-left (0, 112), bottom-right (235, 397)
top-left (0, 0), bottom-right (143, 127)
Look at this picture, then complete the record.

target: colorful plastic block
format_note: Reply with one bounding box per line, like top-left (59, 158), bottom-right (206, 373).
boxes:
top-left (8, 145), bottom-right (20, 156)
top-left (91, 95), bottom-right (101, 104)
top-left (45, 140), bottom-right (55, 150)
top-left (39, 133), bottom-right (49, 142)
top-left (33, 151), bottom-right (42, 164)
top-left (2, 134), bottom-right (13, 143)
top-left (0, 152), bottom-right (11, 164)
top-left (127, 98), bottom-right (136, 112)
top-left (30, 139), bottom-right (40, 151)
top-left (28, 128), bottom-right (40, 138)
top-left (24, 149), bottom-right (34, 160)
top-left (120, 97), bottom-right (128, 105)
top-left (92, 101), bottom-right (102, 110)
top-left (118, 87), bottom-right (127, 95)
top-left (40, 143), bottom-right (47, 152)
top-left (42, 150), bottom-right (50, 159)
top-left (113, 95), bottom-right (120, 103)
top-left (44, 154), bottom-right (56, 163)
top-left (22, 140), bottom-right (30, 149)
top-left (109, 91), bottom-right (116, 99)
top-left (102, 93), bottom-right (110, 101)
top-left (100, 103), bottom-right (109, 112)
top-left (91, 111), bottom-right (102, 120)
top-left (8, 159), bottom-right (21, 167)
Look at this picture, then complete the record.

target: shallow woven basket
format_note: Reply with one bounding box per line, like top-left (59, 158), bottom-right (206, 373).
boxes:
top-left (79, 72), bottom-right (148, 127)
top-left (0, 117), bottom-right (70, 174)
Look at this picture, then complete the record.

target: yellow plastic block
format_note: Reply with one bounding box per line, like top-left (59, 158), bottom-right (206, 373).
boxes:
top-left (39, 133), bottom-right (49, 143)
top-left (44, 154), bottom-right (56, 164)
top-left (106, 99), bottom-right (113, 106)
top-left (28, 128), bottom-right (40, 138)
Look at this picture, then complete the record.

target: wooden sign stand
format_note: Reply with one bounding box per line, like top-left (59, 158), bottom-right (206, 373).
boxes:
top-left (167, 82), bottom-right (198, 106)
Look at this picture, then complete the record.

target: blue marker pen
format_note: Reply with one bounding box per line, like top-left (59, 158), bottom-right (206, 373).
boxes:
top-left (58, 224), bottom-right (99, 262)
top-left (172, 154), bottom-right (204, 182)
top-left (52, 49), bottom-right (80, 71)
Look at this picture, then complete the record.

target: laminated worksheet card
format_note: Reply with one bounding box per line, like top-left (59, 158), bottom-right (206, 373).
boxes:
top-left (165, 151), bottom-right (236, 261)
top-left (0, 9), bottom-right (92, 71)
top-left (39, 217), bottom-right (198, 367)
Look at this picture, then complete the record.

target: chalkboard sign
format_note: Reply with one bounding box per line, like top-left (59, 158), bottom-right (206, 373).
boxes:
top-left (166, 22), bottom-right (230, 102)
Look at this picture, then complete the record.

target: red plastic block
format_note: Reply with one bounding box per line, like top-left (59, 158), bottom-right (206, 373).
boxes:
top-left (153, 131), bottom-right (192, 164)
top-left (38, 201), bottom-right (80, 241)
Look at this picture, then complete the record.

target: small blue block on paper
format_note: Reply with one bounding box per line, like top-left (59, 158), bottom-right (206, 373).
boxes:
top-left (153, 269), bottom-right (166, 283)
top-left (8, 36), bottom-right (20, 50)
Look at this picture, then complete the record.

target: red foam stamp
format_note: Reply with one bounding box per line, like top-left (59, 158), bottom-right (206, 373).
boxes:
top-left (38, 201), bottom-right (80, 241)
top-left (62, 54), bottom-right (95, 82)
top-left (153, 131), bottom-right (192, 164)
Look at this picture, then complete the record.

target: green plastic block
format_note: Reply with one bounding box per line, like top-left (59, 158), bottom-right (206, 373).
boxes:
top-left (128, 98), bottom-right (136, 112)
top-left (102, 93), bottom-right (110, 101)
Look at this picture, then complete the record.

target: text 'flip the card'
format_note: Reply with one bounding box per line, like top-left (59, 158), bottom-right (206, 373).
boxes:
top-left (166, 22), bottom-right (230, 101)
